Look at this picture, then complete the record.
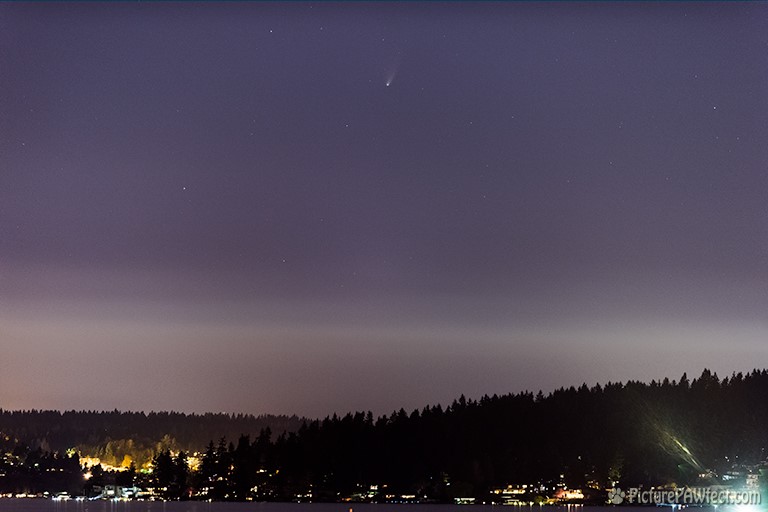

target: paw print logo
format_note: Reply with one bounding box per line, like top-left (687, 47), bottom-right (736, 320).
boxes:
top-left (608, 488), bottom-right (625, 505)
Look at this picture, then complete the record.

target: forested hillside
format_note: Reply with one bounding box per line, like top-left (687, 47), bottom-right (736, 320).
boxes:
top-left (0, 410), bottom-right (304, 467)
top-left (255, 369), bottom-right (768, 500)
top-left (2, 369), bottom-right (767, 502)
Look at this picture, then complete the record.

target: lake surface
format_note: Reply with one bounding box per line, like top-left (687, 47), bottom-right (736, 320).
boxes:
top-left (0, 502), bottom-right (761, 512)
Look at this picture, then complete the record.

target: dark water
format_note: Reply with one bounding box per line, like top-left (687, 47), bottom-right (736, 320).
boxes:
top-left (0, 502), bottom-right (758, 512)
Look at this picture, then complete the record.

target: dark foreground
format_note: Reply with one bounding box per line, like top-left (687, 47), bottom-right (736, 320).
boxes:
top-left (0, 502), bottom-right (766, 512)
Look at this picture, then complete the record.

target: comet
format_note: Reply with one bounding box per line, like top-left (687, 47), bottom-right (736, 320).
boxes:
top-left (385, 61), bottom-right (399, 87)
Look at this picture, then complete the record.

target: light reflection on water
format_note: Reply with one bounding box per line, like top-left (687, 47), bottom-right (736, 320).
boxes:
top-left (0, 502), bottom-right (764, 512)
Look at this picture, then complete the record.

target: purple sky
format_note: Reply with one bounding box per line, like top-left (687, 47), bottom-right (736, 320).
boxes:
top-left (1, 3), bottom-right (767, 418)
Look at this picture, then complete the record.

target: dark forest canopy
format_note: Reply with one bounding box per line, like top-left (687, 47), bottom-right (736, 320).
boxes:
top-left (2, 369), bottom-right (768, 501)
top-left (0, 409), bottom-right (304, 466)
top-left (252, 369), bottom-right (768, 501)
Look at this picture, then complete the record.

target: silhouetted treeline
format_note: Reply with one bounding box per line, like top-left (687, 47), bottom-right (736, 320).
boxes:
top-left (0, 435), bottom-right (83, 495)
top-left (0, 410), bottom-right (304, 467)
top-left (209, 369), bottom-right (768, 501)
top-left (2, 369), bottom-right (768, 501)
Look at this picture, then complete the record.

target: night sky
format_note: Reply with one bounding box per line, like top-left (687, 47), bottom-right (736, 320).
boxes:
top-left (2, 3), bottom-right (767, 418)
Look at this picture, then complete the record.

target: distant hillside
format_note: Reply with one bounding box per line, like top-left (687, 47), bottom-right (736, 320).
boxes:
top-left (254, 368), bottom-right (768, 501)
top-left (0, 410), bottom-right (305, 467)
top-left (2, 370), bottom-right (768, 502)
